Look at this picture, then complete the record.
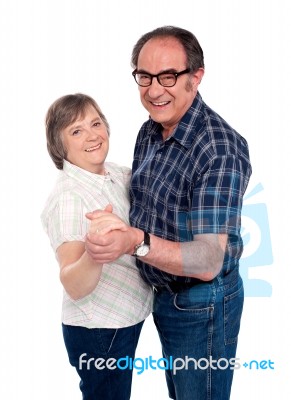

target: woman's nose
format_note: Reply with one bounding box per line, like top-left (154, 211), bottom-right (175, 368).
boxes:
top-left (87, 129), bottom-right (99, 140)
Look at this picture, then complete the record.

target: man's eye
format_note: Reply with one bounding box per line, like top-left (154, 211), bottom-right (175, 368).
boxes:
top-left (139, 74), bottom-right (151, 81)
top-left (161, 74), bottom-right (174, 81)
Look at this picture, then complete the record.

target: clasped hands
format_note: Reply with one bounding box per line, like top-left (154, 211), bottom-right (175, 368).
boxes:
top-left (85, 204), bottom-right (133, 263)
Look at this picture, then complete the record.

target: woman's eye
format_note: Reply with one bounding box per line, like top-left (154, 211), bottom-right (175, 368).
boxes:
top-left (93, 122), bottom-right (101, 127)
top-left (72, 130), bottom-right (80, 135)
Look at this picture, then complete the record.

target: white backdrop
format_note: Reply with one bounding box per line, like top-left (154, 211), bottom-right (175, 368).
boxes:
top-left (0, 0), bottom-right (289, 399)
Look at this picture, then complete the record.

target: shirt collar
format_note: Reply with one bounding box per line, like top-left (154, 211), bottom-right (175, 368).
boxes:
top-left (174, 92), bottom-right (203, 147)
top-left (63, 160), bottom-right (109, 194)
top-left (148, 92), bottom-right (204, 149)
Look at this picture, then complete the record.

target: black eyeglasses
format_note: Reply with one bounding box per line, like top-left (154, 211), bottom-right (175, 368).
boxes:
top-left (132, 68), bottom-right (190, 87)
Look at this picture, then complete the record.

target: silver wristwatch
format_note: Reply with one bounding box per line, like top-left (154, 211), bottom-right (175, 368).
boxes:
top-left (132, 232), bottom-right (150, 257)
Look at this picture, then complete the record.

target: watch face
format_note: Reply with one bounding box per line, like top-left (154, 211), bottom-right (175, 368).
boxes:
top-left (136, 244), bottom-right (150, 257)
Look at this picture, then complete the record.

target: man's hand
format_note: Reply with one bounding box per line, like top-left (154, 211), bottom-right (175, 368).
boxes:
top-left (85, 229), bottom-right (136, 263)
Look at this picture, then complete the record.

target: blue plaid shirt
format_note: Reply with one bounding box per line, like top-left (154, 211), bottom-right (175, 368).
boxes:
top-left (129, 92), bottom-right (252, 286)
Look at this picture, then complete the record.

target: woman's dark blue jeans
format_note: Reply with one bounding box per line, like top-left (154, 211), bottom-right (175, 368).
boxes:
top-left (62, 321), bottom-right (144, 400)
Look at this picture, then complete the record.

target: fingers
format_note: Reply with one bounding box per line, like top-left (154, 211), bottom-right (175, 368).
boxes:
top-left (86, 204), bottom-right (113, 220)
top-left (85, 232), bottom-right (118, 263)
top-left (104, 204), bottom-right (113, 213)
top-left (88, 212), bottom-right (128, 236)
top-left (95, 222), bottom-right (128, 235)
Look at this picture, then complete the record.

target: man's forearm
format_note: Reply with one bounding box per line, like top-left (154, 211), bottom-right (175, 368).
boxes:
top-left (136, 232), bottom-right (227, 281)
top-left (85, 215), bottom-right (227, 280)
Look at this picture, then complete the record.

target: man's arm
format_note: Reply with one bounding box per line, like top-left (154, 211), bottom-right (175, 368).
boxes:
top-left (85, 211), bottom-right (227, 281)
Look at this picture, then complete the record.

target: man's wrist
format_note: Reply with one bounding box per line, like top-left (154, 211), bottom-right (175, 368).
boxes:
top-left (127, 228), bottom-right (145, 256)
top-left (132, 231), bottom-right (151, 257)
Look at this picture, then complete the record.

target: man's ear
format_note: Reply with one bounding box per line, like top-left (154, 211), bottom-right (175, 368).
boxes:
top-left (193, 67), bottom-right (205, 86)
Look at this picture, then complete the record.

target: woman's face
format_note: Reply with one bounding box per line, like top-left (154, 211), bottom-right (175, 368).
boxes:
top-left (61, 105), bottom-right (109, 174)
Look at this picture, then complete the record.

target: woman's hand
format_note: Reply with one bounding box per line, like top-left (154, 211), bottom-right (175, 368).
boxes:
top-left (86, 204), bottom-right (129, 235)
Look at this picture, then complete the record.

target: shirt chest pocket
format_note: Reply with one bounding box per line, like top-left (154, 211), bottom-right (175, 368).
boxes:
top-left (150, 170), bottom-right (192, 212)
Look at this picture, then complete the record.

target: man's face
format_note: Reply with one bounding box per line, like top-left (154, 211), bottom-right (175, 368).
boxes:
top-left (136, 37), bottom-right (203, 137)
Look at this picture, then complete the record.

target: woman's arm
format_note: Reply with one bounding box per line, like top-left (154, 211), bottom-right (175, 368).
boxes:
top-left (57, 241), bottom-right (103, 300)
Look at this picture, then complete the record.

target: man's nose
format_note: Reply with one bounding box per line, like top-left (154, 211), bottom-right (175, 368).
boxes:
top-left (147, 77), bottom-right (165, 97)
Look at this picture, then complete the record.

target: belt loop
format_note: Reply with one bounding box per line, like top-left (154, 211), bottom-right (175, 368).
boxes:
top-left (165, 283), bottom-right (175, 295)
top-left (216, 272), bottom-right (224, 286)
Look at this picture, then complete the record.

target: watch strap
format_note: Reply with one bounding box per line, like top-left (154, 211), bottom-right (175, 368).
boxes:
top-left (143, 231), bottom-right (150, 246)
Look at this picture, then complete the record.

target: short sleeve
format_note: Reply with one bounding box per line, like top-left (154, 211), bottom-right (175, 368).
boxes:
top-left (188, 155), bottom-right (251, 236)
top-left (44, 191), bottom-right (89, 252)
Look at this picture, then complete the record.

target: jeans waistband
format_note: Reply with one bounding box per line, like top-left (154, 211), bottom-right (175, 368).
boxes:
top-left (154, 278), bottom-right (207, 294)
top-left (154, 269), bottom-right (239, 294)
top-left (169, 279), bottom-right (207, 293)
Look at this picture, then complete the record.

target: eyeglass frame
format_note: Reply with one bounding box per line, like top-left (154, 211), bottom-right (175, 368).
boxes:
top-left (132, 68), bottom-right (191, 87)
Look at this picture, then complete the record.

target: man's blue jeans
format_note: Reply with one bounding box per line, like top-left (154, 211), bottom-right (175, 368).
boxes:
top-left (62, 320), bottom-right (144, 400)
top-left (153, 269), bottom-right (243, 400)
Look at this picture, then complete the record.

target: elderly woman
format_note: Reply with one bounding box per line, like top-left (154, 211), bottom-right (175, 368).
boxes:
top-left (41, 93), bottom-right (153, 400)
